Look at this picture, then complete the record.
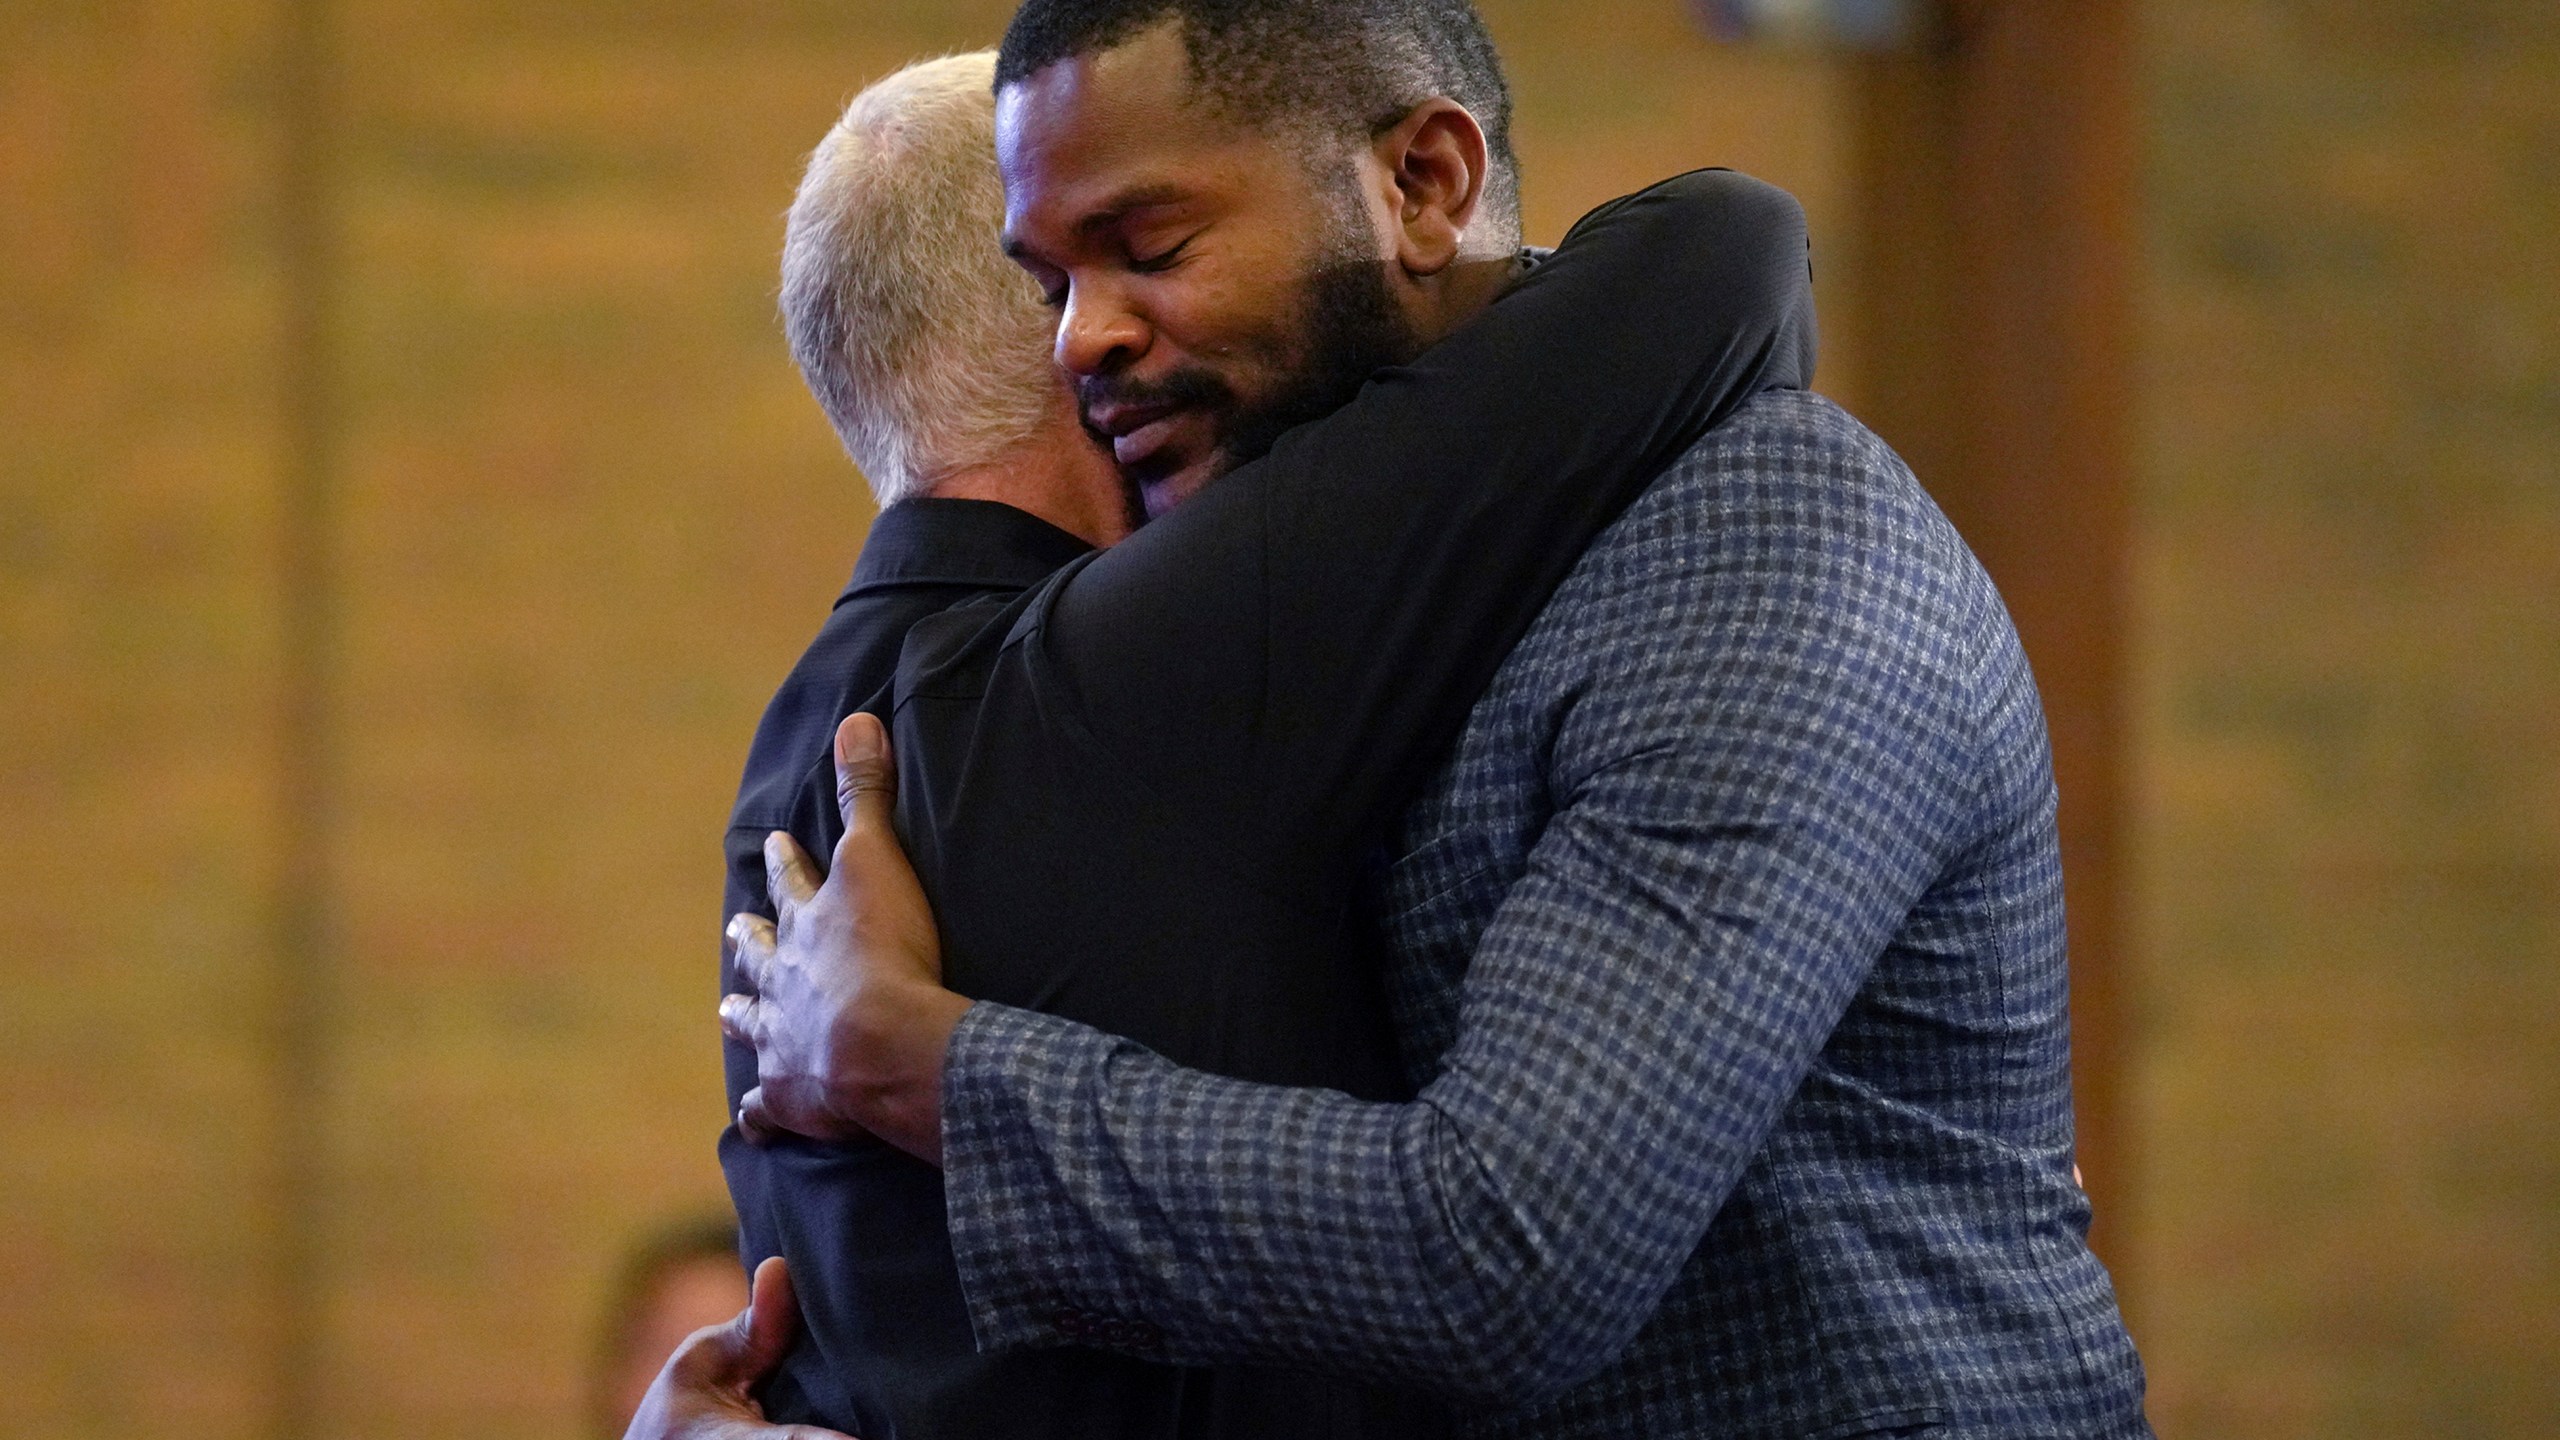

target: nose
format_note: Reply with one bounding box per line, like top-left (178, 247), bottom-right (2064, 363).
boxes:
top-left (1055, 280), bottom-right (1150, 379)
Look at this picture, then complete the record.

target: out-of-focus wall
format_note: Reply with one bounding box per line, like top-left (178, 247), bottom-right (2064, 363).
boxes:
top-left (4, 4), bottom-right (289, 1432)
top-left (0, 4), bottom-right (1860, 1438)
top-left (2133, 1), bottom-right (2560, 1433)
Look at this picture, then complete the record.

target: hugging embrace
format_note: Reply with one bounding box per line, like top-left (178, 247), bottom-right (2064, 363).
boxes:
top-left (629, 2), bottom-right (2150, 1438)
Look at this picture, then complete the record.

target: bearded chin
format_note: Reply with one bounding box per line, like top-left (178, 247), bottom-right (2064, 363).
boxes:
top-left (1215, 253), bottom-right (1417, 474)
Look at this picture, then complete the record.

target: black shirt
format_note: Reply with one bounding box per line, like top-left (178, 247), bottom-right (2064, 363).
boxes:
top-left (720, 170), bottom-right (1818, 1439)
top-left (722, 497), bottom-right (1094, 895)
top-left (723, 503), bottom-right (1433, 1438)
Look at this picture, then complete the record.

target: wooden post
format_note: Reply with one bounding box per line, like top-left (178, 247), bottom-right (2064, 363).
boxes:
top-left (272, 0), bottom-right (342, 1432)
top-left (1847, 0), bottom-right (2141, 1283)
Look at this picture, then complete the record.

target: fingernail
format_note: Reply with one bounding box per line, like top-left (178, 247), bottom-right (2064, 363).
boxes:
top-left (839, 713), bottom-right (883, 765)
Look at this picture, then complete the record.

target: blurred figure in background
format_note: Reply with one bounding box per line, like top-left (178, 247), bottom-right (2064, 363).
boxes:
top-left (592, 1217), bottom-right (749, 1440)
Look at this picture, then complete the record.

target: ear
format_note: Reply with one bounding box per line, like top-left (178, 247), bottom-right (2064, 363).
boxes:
top-left (1373, 99), bottom-right (1490, 279)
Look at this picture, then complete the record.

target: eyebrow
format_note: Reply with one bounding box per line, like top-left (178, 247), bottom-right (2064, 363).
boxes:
top-left (1004, 182), bottom-right (1197, 259)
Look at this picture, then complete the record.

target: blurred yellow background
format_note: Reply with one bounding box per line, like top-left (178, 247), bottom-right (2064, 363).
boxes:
top-left (2, 1), bottom-right (2553, 1437)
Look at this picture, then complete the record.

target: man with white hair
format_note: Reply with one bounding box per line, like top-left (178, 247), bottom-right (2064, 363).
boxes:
top-left (770, 54), bottom-right (1140, 544)
top-left (699, 42), bottom-right (1814, 1440)
top-left (717, 53), bottom-right (1177, 1431)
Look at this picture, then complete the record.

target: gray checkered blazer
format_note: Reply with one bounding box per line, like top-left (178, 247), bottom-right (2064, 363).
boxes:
top-left (938, 390), bottom-right (2151, 1438)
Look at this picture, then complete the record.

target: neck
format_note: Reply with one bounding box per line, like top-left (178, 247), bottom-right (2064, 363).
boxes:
top-left (1403, 250), bottom-right (1529, 351)
top-left (923, 442), bottom-right (1132, 549)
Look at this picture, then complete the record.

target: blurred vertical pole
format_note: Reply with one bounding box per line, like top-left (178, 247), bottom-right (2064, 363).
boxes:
top-left (1847, 0), bottom-right (2140, 1286)
top-left (273, 0), bottom-right (339, 1430)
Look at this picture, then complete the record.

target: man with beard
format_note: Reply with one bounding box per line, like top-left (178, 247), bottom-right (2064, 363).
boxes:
top-left (705, 37), bottom-right (1812, 1440)
top-left (723, 2), bottom-right (2151, 1437)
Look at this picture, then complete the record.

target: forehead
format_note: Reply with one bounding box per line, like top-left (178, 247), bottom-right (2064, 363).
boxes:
top-left (995, 22), bottom-right (1295, 237)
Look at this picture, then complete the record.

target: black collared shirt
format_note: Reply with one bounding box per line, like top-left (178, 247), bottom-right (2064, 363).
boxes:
top-left (722, 497), bottom-right (1093, 901)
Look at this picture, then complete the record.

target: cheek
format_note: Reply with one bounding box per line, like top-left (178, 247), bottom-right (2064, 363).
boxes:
top-left (1145, 264), bottom-right (1303, 383)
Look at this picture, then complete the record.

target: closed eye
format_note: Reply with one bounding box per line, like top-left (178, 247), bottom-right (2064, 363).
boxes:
top-left (1128, 235), bottom-right (1197, 274)
top-left (1009, 249), bottom-right (1070, 309)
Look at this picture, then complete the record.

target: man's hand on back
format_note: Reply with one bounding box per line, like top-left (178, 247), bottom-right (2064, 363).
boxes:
top-left (721, 712), bottom-right (971, 1164)
top-left (624, 1257), bottom-right (851, 1440)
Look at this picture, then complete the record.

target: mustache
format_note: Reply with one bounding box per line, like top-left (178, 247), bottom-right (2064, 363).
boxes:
top-left (1076, 367), bottom-right (1235, 426)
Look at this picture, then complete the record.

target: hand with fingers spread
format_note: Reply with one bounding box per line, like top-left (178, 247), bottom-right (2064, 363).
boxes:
top-left (721, 712), bottom-right (971, 1164)
top-left (622, 1257), bottom-right (854, 1440)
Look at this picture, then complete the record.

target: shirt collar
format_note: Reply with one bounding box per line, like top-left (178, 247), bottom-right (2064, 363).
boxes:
top-left (839, 497), bottom-right (1096, 607)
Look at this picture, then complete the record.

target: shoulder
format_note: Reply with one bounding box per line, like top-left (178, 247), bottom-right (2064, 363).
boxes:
top-left (1529, 391), bottom-right (1994, 641)
top-left (1491, 391), bottom-right (2014, 775)
top-left (729, 588), bottom-right (947, 830)
top-left (1600, 389), bottom-right (1971, 584)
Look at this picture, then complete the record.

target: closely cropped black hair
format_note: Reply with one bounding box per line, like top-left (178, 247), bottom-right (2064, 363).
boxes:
top-left (995, 0), bottom-right (1521, 239)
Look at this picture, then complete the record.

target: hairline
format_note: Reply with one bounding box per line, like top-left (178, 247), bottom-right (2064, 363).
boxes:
top-left (993, 8), bottom-right (1521, 239)
top-left (994, 59), bottom-right (1513, 251)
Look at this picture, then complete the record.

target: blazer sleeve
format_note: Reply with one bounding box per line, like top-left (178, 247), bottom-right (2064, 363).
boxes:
top-left (936, 418), bottom-right (2004, 1405)
top-left (991, 169), bottom-right (1817, 869)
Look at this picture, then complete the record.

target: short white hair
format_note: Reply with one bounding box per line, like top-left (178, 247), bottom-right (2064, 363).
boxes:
top-left (781, 53), bottom-right (1058, 507)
